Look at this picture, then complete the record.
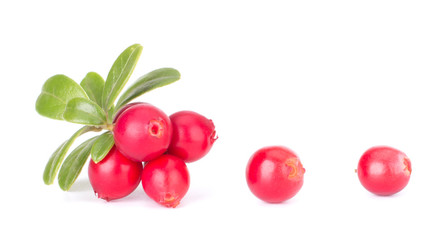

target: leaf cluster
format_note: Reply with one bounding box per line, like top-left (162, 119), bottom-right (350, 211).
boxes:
top-left (36, 44), bottom-right (180, 190)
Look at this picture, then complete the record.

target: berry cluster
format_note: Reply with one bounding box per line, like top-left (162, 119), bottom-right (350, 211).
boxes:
top-left (90, 103), bottom-right (217, 207)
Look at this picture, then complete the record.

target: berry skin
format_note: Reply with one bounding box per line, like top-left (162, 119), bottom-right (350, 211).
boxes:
top-left (357, 146), bottom-right (412, 196)
top-left (113, 103), bottom-right (172, 162)
top-left (246, 146), bottom-right (305, 203)
top-left (168, 111), bottom-right (217, 163)
top-left (113, 102), bottom-right (144, 123)
top-left (141, 154), bottom-right (190, 208)
top-left (88, 146), bottom-right (143, 201)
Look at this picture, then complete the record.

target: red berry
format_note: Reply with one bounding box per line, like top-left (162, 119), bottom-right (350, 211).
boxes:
top-left (246, 146), bottom-right (305, 203)
top-left (357, 146), bottom-right (412, 196)
top-left (88, 146), bottom-right (143, 201)
top-left (168, 111), bottom-right (217, 163)
top-left (141, 154), bottom-right (190, 208)
top-left (113, 103), bottom-right (172, 162)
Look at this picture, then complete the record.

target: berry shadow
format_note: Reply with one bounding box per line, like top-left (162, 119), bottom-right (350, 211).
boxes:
top-left (67, 178), bottom-right (91, 192)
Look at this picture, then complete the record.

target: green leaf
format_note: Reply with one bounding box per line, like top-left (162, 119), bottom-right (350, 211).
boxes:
top-left (80, 72), bottom-right (104, 106)
top-left (102, 44), bottom-right (143, 110)
top-left (115, 68), bottom-right (181, 112)
top-left (58, 136), bottom-right (98, 191)
top-left (36, 74), bottom-right (88, 120)
top-left (107, 105), bottom-right (115, 124)
top-left (91, 131), bottom-right (114, 163)
top-left (63, 98), bottom-right (107, 125)
top-left (43, 126), bottom-right (94, 185)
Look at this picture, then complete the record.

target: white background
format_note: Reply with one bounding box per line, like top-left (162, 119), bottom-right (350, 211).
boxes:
top-left (1, 0), bottom-right (447, 239)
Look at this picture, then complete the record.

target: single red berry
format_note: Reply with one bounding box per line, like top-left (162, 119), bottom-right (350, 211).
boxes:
top-left (356, 146), bottom-right (412, 196)
top-left (113, 103), bottom-right (172, 162)
top-left (246, 146), bottom-right (305, 203)
top-left (141, 154), bottom-right (190, 208)
top-left (167, 111), bottom-right (217, 163)
top-left (88, 146), bottom-right (143, 201)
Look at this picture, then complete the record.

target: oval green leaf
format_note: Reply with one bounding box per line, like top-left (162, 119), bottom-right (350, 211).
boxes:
top-left (63, 98), bottom-right (107, 125)
top-left (58, 136), bottom-right (98, 191)
top-left (102, 44), bottom-right (143, 110)
top-left (115, 68), bottom-right (181, 112)
top-left (81, 72), bottom-right (104, 106)
top-left (43, 126), bottom-right (94, 185)
top-left (36, 74), bottom-right (88, 120)
top-left (91, 131), bottom-right (114, 163)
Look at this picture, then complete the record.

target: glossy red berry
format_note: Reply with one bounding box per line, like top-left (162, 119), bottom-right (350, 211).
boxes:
top-left (246, 146), bottom-right (305, 203)
top-left (141, 154), bottom-right (190, 208)
top-left (113, 103), bottom-right (172, 162)
top-left (357, 146), bottom-right (412, 196)
top-left (168, 111), bottom-right (217, 163)
top-left (88, 146), bottom-right (143, 201)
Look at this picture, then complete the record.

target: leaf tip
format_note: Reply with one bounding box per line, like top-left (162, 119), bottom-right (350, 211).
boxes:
top-left (132, 43), bottom-right (143, 48)
top-left (92, 157), bottom-right (102, 164)
top-left (59, 183), bottom-right (70, 191)
top-left (43, 176), bottom-right (53, 185)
